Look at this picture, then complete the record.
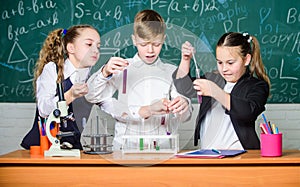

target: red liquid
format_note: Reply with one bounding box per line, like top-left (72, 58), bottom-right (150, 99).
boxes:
top-left (122, 69), bottom-right (127, 94)
top-left (197, 95), bottom-right (202, 104)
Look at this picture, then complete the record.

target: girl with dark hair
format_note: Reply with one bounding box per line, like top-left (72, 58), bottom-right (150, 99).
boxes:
top-left (173, 32), bottom-right (270, 150)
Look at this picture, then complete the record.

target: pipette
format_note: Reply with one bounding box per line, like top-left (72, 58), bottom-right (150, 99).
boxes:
top-left (192, 51), bottom-right (202, 104)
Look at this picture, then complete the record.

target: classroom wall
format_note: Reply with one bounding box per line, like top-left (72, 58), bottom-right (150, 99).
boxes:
top-left (0, 103), bottom-right (299, 155)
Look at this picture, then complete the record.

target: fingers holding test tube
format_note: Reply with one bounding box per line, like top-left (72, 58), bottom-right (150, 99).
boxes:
top-left (139, 99), bottom-right (169, 119)
top-left (181, 41), bottom-right (194, 61)
top-left (180, 42), bottom-right (201, 81)
top-left (194, 78), bottom-right (231, 110)
top-left (102, 57), bottom-right (128, 78)
top-left (177, 41), bottom-right (195, 78)
top-left (193, 79), bottom-right (219, 98)
top-left (168, 96), bottom-right (189, 114)
top-left (150, 99), bottom-right (169, 115)
top-left (179, 41), bottom-right (203, 104)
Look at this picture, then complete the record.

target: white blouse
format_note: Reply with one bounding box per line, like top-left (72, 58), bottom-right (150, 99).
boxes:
top-left (36, 59), bottom-right (90, 118)
top-left (86, 54), bottom-right (192, 149)
top-left (200, 82), bottom-right (244, 150)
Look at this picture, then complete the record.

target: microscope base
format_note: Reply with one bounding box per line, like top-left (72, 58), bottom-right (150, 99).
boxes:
top-left (44, 146), bottom-right (80, 157)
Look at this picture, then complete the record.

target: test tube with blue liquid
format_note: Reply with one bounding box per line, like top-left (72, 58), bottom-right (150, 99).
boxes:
top-left (192, 52), bottom-right (202, 104)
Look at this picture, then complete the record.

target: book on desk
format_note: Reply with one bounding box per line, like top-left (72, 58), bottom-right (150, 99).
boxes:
top-left (175, 149), bottom-right (247, 158)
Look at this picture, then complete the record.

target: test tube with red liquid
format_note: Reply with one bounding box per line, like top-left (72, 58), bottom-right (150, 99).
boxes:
top-left (122, 69), bottom-right (127, 94)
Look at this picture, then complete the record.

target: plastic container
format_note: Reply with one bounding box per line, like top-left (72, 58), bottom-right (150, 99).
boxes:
top-left (260, 133), bottom-right (282, 157)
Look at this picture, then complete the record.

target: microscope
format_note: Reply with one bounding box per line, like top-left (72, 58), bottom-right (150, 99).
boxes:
top-left (44, 83), bottom-right (80, 157)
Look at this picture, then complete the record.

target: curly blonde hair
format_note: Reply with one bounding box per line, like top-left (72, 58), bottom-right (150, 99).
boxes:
top-left (33, 25), bottom-right (97, 95)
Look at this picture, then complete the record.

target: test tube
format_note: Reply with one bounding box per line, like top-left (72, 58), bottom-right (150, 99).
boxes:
top-left (101, 118), bottom-right (108, 134)
top-left (161, 116), bottom-right (165, 125)
top-left (164, 94), bottom-right (171, 135)
top-left (154, 116), bottom-right (160, 150)
top-left (95, 116), bottom-right (100, 152)
top-left (139, 118), bottom-right (144, 151)
top-left (90, 119), bottom-right (94, 151)
top-left (122, 69), bottom-right (127, 94)
top-left (166, 117), bottom-right (171, 135)
top-left (195, 68), bottom-right (202, 104)
top-left (100, 118), bottom-right (108, 152)
top-left (192, 52), bottom-right (202, 104)
top-left (165, 115), bottom-right (173, 150)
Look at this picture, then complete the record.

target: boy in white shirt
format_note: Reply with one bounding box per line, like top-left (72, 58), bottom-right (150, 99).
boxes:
top-left (86, 10), bottom-right (192, 150)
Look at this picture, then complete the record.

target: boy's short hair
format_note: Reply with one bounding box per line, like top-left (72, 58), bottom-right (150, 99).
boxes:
top-left (133, 9), bottom-right (166, 40)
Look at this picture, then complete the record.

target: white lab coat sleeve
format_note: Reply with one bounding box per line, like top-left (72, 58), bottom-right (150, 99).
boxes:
top-left (85, 66), bottom-right (116, 104)
top-left (36, 62), bottom-right (59, 118)
top-left (99, 98), bottom-right (135, 123)
top-left (128, 105), bottom-right (142, 119)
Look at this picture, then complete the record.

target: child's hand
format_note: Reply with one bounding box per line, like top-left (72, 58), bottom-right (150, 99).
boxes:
top-left (71, 83), bottom-right (89, 99)
top-left (177, 41), bottom-right (195, 78)
top-left (167, 96), bottom-right (189, 114)
top-left (181, 41), bottom-right (194, 62)
top-left (193, 79), bottom-right (230, 110)
top-left (102, 57), bottom-right (128, 78)
top-left (149, 99), bottom-right (169, 115)
top-left (138, 99), bottom-right (169, 119)
top-left (193, 79), bottom-right (218, 98)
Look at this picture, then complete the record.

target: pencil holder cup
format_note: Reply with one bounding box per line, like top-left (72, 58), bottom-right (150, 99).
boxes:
top-left (40, 135), bottom-right (49, 156)
top-left (260, 133), bottom-right (282, 157)
top-left (30, 146), bottom-right (41, 155)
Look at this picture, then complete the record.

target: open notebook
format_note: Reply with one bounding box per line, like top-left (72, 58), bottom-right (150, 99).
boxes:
top-left (176, 149), bottom-right (247, 159)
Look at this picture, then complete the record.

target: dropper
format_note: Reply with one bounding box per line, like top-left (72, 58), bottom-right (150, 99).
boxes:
top-left (192, 51), bottom-right (202, 104)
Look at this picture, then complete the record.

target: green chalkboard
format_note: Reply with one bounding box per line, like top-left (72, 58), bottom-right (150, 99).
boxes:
top-left (0, 0), bottom-right (299, 103)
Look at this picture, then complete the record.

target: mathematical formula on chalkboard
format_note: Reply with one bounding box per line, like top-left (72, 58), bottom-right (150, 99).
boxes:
top-left (0, 0), bottom-right (299, 103)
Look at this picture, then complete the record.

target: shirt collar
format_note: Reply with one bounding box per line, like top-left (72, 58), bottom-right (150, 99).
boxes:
top-left (64, 58), bottom-right (76, 79)
top-left (132, 53), bottom-right (162, 68)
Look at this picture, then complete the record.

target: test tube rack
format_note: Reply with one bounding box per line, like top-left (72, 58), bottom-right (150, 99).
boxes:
top-left (83, 116), bottom-right (113, 154)
top-left (83, 133), bottom-right (113, 154)
top-left (121, 134), bottom-right (179, 154)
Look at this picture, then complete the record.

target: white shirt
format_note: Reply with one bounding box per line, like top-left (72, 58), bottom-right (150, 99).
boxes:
top-left (86, 54), bottom-right (192, 150)
top-left (36, 59), bottom-right (90, 118)
top-left (200, 82), bottom-right (244, 150)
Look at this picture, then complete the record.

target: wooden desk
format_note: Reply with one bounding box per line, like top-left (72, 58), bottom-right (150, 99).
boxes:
top-left (0, 150), bottom-right (299, 186)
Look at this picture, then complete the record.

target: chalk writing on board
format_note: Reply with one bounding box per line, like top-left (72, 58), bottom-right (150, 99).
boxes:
top-left (286, 8), bottom-right (300, 25)
top-left (75, 2), bottom-right (122, 21)
top-left (7, 40), bottom-right (28, 64)
top-left (0, 0), bottom-right (299, 103)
